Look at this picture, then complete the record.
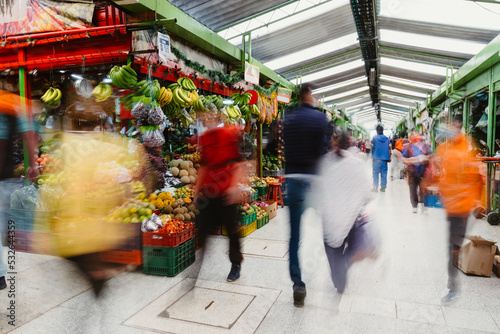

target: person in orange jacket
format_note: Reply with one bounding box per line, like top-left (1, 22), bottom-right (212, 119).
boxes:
top-left (435, 115), bottom-right (482, 305)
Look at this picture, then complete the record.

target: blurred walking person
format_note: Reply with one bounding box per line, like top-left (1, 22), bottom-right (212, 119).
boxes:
top-left (317, 128), bottom-right (371, 293)
top-left (435, 116), bottom-right (482, 304)
top-left (365, 138), bottom-right (372, 156)
top-left (371, 125), bottom-right (391, 192)
top-left (284, 83), bottom-right (327, 307)
top-left (194, 112), bottom-right (246, 282)
top-left (0, 91), bottom-right (39, 290)
top-left (402, 132), bottom-right (432, 213)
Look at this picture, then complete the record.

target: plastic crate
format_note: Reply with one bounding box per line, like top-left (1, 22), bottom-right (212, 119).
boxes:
top-left (100, 250), bottom-right (142, 265)
top-left (143, 237), bottom-right (195, 276)
top-left (115, 223), bottom-right (142, 251)
top-left (9, 209), bottom-right (55, 232)
top-left (222, 220), bottom-right (257, 237)
top-left (257, 214), bottom-right (270, 229)
top-left (9, 230), bottom-right (31, 252)
top-left (424, 194), bottom-right (444, 208)
top-left (143, 224), bottom-right (194, 247)
top-left (239, 211), bottom-right (257, 226)
top-left (255, 186), bottom-right (268, 196)
top-left (262, 170), bottom-right (284, 177)
top-left (249, 191), bottom-right (258, 202)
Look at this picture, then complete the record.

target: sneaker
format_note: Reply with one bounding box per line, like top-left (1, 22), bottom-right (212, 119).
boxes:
top-left (227, 264), bottom-right (241, 282)
top-left (380, 188), bottom-right (386, 192)
top-left (441, 291), bottom-right (459, 305)
top-left (0, 276), bottom-right (6, 290)
top-left (293, 286), bottom-right (307, 307)
top-left (412, 207), bottom-right (418, 213)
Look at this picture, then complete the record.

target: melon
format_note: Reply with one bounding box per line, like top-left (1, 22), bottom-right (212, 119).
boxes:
top-left (188, 161), bottom-right (193, 168)
top-left (188, 168), bottom-right (196, 176)
top-left (170, 160), bottom-right (180, 167)
top-left (189, 175), bottom-right (196, 184)
top-left (179, 169), bottom-right (189, 177)
top-left (181, 176), bottom-right (191, 184)
top-left (170, 167), bottom-right (180, 177)
top-left (180, 161), bottom-right (190, 170)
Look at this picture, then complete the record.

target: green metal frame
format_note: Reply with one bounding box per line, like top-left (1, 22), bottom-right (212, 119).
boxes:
top-left (116, 0), bottom-right (294, 90)
top-left (18, 50), bottom-right (30, 184)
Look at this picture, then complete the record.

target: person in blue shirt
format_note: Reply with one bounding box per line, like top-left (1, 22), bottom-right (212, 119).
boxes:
top-left (371, 125), bottom-right (391, 192)
top-left (401, 131), bottom-right (432, 213)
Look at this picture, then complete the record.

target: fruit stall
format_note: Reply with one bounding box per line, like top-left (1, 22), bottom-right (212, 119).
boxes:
top-left (2, 1), bottom-right (296, 279)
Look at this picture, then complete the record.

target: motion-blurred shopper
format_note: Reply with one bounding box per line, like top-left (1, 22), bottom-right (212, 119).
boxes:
top-left (317, 128), bottom-right (371, 293)
top-left (371, 125), bottom-right (391, 192)
top-left (194, 112), bottom-right (246, 282)
top-left (365, 138), bottom-right (372, 155)
top-left (402, 132), bottom-right (432, 213)
top-left (435, 116), bottom-right (482, 304)
top-left (284, 83), bottom-right (327, 307)
top-left (0, 91), bottom-right (39, 290)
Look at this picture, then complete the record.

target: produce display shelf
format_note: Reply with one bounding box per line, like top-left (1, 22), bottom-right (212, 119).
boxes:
top-left (9, 209), bottom-right (56, 232)
top-left (222, 220), bottom-right (257, 238)
top-left (249, 191), bottom-right (258, 202)
top-left (100, 249), bottom-right (142, 265)
top-left (142, 224), bottom-right (194, 247)
top-left (143, 237), bottom-right (195, 277)
top-left (239, 211), bottom-right (257, 226)
top-left (257, 214), bottom-right (270, 229)
top-left (255, 186), bottom-right (268, 196)
top-left (263, 170), bottom-right (284, 177)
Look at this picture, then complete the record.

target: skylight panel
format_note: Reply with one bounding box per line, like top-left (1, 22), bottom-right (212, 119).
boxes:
top-left (264, 33), bottom-right (358, 71)
top-left (313, 77), bottom-right (367, 95)
top-left (301, 60), bottom-right (363, 82)
top-left (381, 58), bottom-right (447, 76)
top-left (380, 29), bottom-right (486, 55)
top-left (323, 87), bottom-right (369, 102)
top-left (380, 75), bottom-right (439, 91)
top-left (380, 85), bottom-right (428, 99)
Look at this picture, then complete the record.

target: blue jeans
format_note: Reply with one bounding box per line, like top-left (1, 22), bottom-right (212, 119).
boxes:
top-left (286, 178), bottom-right (312, 289)
top-left (324, 226), bottom-right (356, 291)
top-left (0, 180), bottom-right (23, 277)
top-left (372, 160), bottom-right (388, 189)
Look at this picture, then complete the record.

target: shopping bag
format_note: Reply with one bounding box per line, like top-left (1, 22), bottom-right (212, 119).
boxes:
top-left (349, 213), bottom-right (380, 262)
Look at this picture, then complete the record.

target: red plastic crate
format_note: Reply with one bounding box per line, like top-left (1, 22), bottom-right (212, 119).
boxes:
top-left (100, 250), bottom-right (142, 265)
top-left (142, 224), bottom-right (195, 247)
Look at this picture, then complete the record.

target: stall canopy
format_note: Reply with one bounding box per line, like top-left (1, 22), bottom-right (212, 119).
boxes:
top-left (153, 0), bottom-right (500, 130)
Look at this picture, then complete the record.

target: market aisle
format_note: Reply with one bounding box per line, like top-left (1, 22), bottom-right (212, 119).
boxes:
top-left (2, 175), bottom-right (500, 333)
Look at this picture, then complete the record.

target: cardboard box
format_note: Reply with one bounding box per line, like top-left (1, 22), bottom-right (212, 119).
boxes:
top-left (263, 201), bottom-right (277, 219)
top-left (453, 236), bottom-right (497, 277)
top-left (493, 247), bottom-right (500, 278)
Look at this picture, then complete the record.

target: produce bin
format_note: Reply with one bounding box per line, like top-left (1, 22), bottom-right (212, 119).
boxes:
top-left (222, 220), bottom-right (257, 237)
top-left (257, 214), bottom-right (270, 229)
top-left (143, 237), bottom-right (195, 276)
top-left (239, 211), bottom-right (257, 226)
top-left (115, 223), bottom-right (142, 251)
top-left (142, 224), bottom-right (194, 247)
top-left (249, 191), bottom-right (258, 202)
top-left (255, 186), bottom-right (268, 196)
top-left (100, 249), bottom-right (142, 265)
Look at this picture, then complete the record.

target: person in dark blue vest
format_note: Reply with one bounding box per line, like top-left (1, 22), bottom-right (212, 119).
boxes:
top-left (371, 125), bottom-right (391, 192)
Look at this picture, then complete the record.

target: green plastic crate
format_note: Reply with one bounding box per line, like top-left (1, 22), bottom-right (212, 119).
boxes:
top-left (143, 237), bottom-right (195, 277)
top-left (257, 214), bottom-right (269, 229)
top-left (255, 186), bottom-right (268, 196)
top-left (9, 209), bottom-right (56, 232)
top-left (249, 191), bottom-right (258, 202)
top-left (239, 211), bottom-right (257, 226)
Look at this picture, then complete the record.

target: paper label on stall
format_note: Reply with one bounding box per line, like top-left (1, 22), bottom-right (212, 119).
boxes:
top-left (277, 87), bottom-right (293, 104)
top-left (158, 32), bottom-right (171, 63)
top-left (245, 62), bottom-right (260, 85)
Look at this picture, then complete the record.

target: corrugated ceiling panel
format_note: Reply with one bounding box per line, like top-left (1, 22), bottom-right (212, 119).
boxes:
top-left (167, 0), bottom-right (294, 31)
top-left (249, 4), bottom-right (356, 62)
top-left (379, 17), bottom-right (500, 44)
top-left (378, 45), bottom-right (467, 68)
top-left (380, 65), bottom-right (446, 86)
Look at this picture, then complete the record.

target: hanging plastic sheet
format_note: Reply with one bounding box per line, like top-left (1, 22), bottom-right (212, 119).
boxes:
top-left (0, 0), bottom-right (94, 36)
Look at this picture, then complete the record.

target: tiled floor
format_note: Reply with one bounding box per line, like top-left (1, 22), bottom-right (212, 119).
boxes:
top-left (1, 175), bottom-right (500, 333)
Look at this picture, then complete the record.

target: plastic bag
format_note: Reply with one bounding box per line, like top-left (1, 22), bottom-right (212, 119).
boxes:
top-left (148, 104), bottom-right (166, 125)
top-left (142, 129), bottom-right (165, 147)
top-left (349, 213), bottom-right (381, 263)
top-left (10, 185), bottom-right (39, 210)
top-left (141, 214), bottom-right (163, 232)
top-left (131, 101), bottom-right (150, 119)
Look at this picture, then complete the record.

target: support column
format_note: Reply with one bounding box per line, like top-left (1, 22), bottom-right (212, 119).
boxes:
top-left (488, 69), bottom-right (495, 156)
top-left (18, 49), bottom-right (31, 184)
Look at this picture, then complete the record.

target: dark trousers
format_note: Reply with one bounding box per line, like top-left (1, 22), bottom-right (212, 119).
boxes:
top-left (196, 196), bottom-right (242, 266)
top-left (286, 178), bottom-right (312, 289)
top-left (408, 172), bottom-right (424, 208)
top-left (447, 216), bottom-right (467, 291)
top-left (324, 226), bottom-right (356, 292)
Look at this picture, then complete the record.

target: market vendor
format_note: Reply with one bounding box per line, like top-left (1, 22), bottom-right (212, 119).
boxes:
top-left (0, 90), bottom-right (40, 290)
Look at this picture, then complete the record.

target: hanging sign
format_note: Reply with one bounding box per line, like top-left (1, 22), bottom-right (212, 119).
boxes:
top-left (277, 87), bottom-right (293, 104)
top-left (158, 32), bottom-right (171, 63)
top-left (244, 61), bottom-right (260, 85)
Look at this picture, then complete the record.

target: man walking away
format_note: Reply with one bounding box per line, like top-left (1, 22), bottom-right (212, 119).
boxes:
top-left (284, 83), bottom-right (327, 307)
top-left (371, 125), bottom-right (391, 192)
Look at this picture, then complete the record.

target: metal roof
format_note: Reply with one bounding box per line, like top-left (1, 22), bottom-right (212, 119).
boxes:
top-left (166, 0), bottom-right (500, 129)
